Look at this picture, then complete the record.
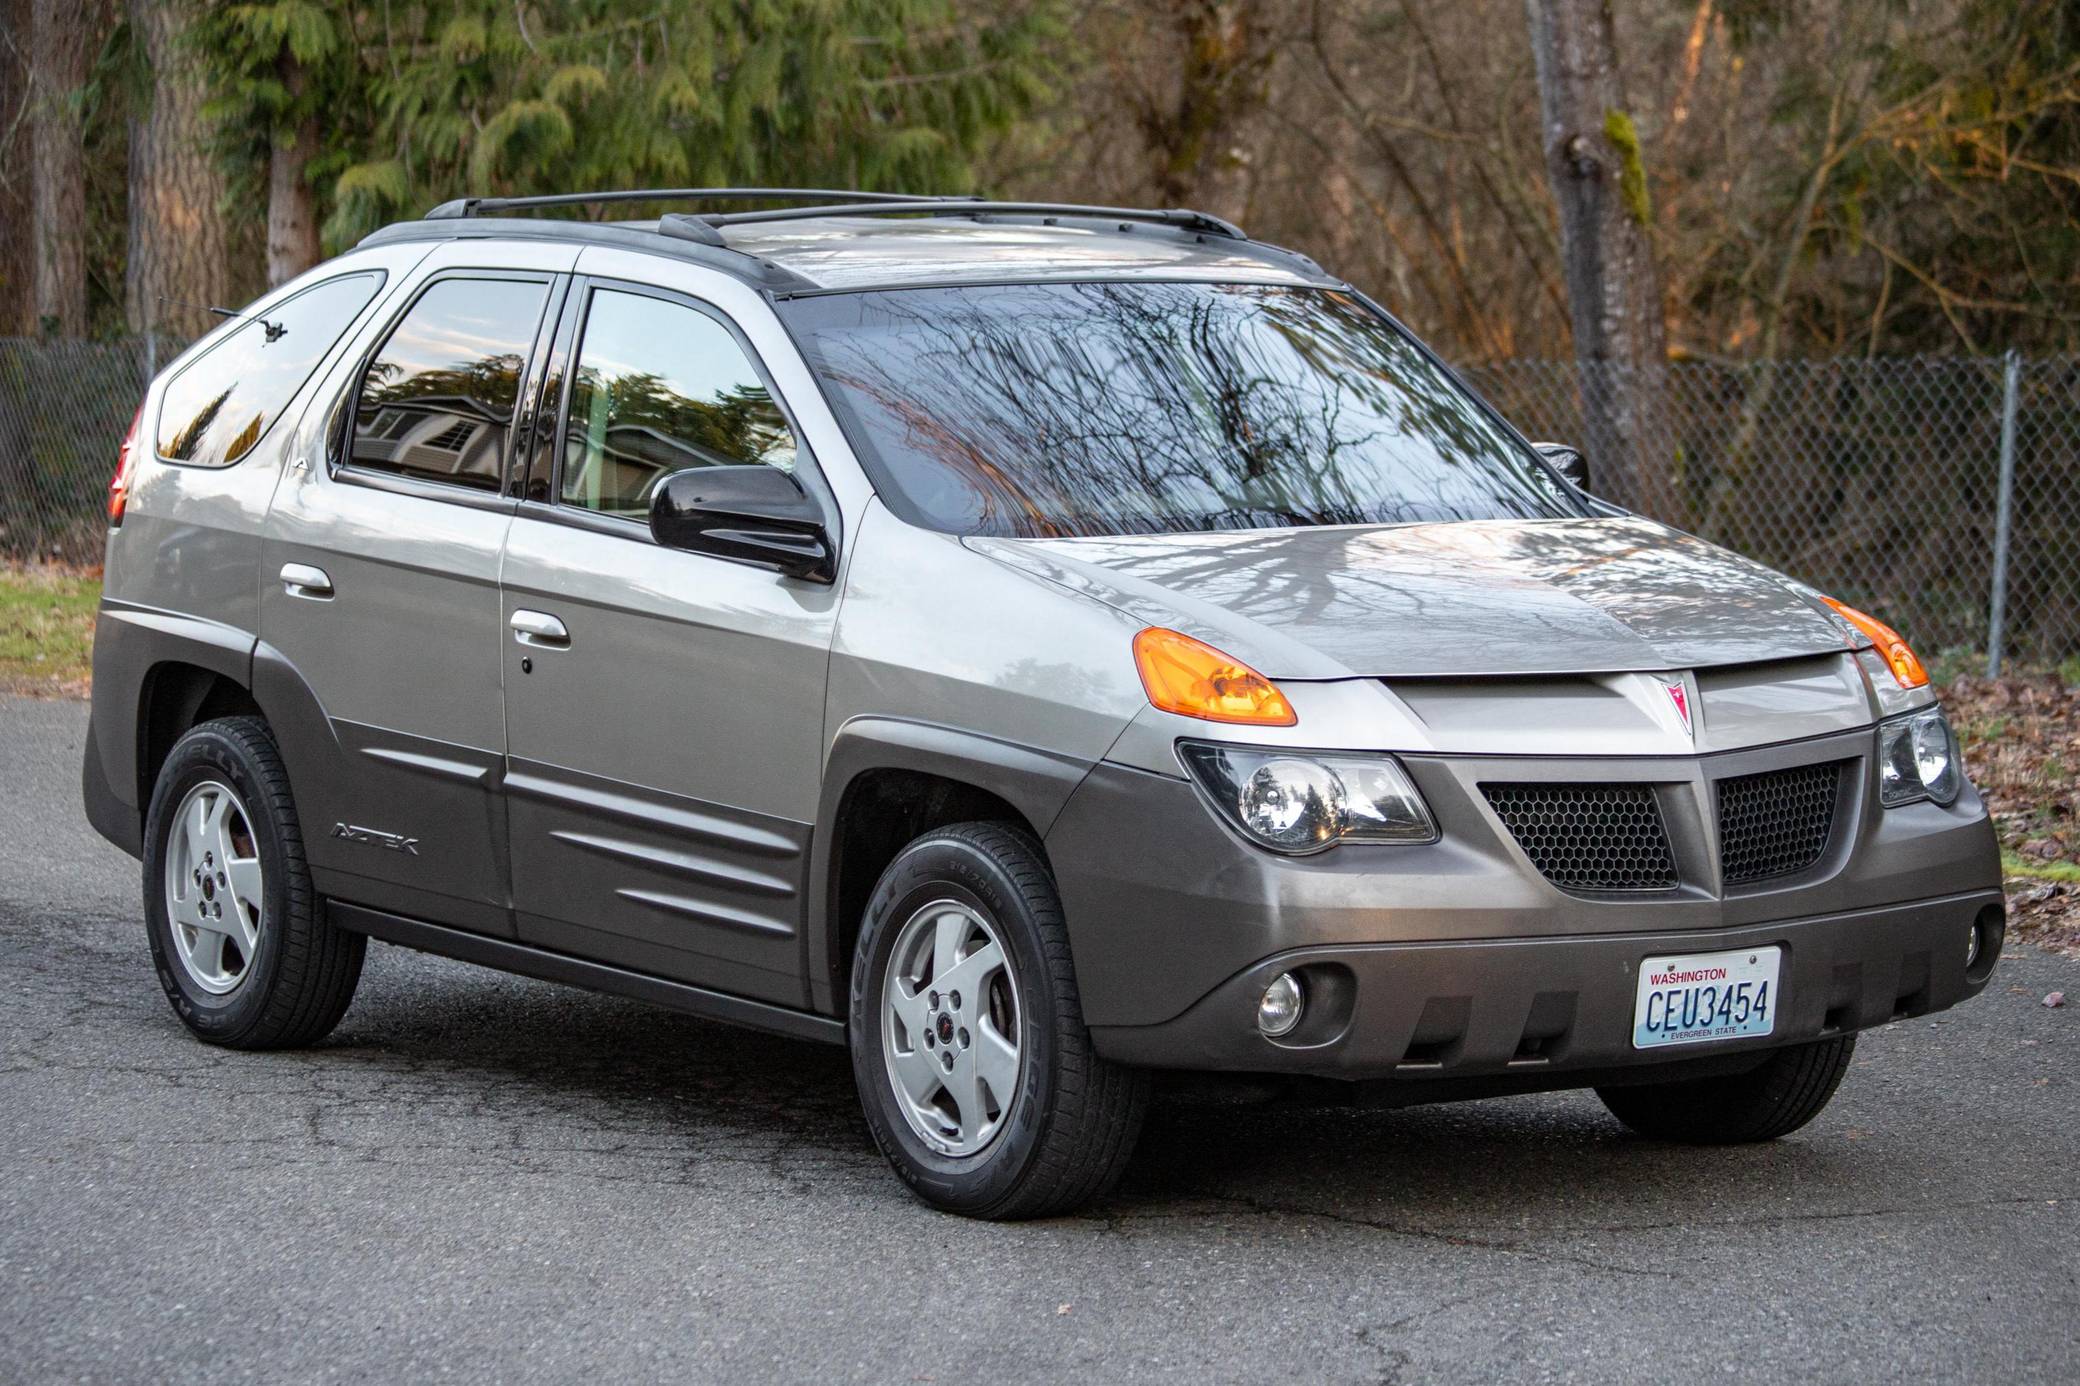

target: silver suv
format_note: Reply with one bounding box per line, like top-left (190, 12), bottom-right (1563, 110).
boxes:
top-left (84, 190), bottom-right (2004, 1218)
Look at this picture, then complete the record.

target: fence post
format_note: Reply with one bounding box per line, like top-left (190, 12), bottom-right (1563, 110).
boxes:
top-left (1985, 348), bottom-right (2022, 678)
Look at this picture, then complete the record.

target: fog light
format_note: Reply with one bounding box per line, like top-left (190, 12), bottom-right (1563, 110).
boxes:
top-left (1258, 972), bottom-right (1304, 1037)
top-left (1965, 921), bottom-right (1981, 970)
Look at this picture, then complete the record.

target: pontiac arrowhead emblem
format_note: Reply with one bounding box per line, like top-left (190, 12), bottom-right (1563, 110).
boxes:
top-left (1661, 677), bottom-right (1692, 735)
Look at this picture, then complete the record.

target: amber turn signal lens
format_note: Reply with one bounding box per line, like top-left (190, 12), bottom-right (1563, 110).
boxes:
top-left (1824, 597), bottom-right (1929, 689)
top-left (1132, 627), bottom-right (1297, 726)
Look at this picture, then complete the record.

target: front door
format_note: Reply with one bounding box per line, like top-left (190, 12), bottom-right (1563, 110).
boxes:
top-left (499, 276), bottom-right (841, 1004)
top-left (260, 247), bottom-right (568, 934)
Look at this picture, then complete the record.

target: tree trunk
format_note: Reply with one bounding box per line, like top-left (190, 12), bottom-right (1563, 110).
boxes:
top-left (1523, 0), bottom-right (1673, 518)
top-left (125, 0), bottom-right (229, 342)
top-left (266, 111), bottom-right (322, 286)
top-left (0, 0), bottom-right (32, 335)
top-left (1133, 1), bottom-right (1278, 227)
top-left (28, 0), bottom-right (101, 337)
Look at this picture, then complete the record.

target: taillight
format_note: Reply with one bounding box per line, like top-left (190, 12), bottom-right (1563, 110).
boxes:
top-left (109, 403), bottom-right (143, 527)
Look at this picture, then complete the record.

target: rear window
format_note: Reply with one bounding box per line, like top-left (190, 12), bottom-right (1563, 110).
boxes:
top-left (157, 271), bottom-right (386, 468)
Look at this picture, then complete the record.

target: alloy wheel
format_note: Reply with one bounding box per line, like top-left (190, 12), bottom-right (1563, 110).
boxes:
top-left (880, 898), bottom-right (1024, 1157)
top-left (163, 780), bottom-right (265, 995)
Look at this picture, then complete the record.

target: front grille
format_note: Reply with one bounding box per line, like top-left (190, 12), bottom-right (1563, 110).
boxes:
top-left (1481, 783), bottom-right (1678, 892)
top-left (1717, 761), bottom-right (1843, 884)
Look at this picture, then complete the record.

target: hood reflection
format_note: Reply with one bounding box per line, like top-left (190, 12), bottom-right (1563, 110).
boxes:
top-left (987, 516), bottom-right (1848, 678)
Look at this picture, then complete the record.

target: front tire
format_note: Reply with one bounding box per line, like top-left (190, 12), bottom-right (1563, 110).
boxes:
top-left (849, 823), bottom-right (1149, 1219)
top-left (1597, 1035), bottom-right (1855, 1143)
top-left (142, 716), bottom-right (364, 1049)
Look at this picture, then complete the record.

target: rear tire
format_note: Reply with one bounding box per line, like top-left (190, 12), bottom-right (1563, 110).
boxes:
top-left (142, 716), bottom-right (364, 1049)
top-left (849, 822), bottom-right (1149, 1219)
top-left (1596, 1035), bottom-right (1855, 1143)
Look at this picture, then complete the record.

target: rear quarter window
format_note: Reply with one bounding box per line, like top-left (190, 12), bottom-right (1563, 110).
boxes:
top-left (156, 270), bottom-right (386, 468)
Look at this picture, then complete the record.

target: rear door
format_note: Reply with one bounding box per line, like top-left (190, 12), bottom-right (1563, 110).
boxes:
top-left (498, 265), bottom-right (842, 1005)
top-left (259, 241), bottom-right (571, 934)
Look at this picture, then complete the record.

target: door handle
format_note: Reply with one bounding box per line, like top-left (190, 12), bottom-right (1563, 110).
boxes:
top-left (280, 563), bottom-right (334, 600)
top-left (509, 609), bottom-right (570, 649)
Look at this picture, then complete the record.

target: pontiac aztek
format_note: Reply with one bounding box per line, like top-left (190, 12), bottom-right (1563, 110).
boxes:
top-left (83, 190), bottom-right (2004, 1218)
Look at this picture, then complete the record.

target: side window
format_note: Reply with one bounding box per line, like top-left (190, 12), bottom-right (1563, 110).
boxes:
top-left (559, 288), bottom-right (798, 515)
top-left (157, 271), bottom-right (385, 467)
top-left (349, 276), bottom-right (549, 492)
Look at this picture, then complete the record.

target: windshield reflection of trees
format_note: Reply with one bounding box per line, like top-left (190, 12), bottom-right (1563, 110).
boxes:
top-left (807, 283), bottom-right (1575, 539)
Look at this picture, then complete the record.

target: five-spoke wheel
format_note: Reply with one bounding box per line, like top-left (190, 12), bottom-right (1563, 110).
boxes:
top-left (850, 822), bottom-right (1148, 1219)
top-left (881, 899), bottom-right (1023, 1157)
top-left (143, 717), bottom-right (364, 1049)
top-left (162, 780), bottom-right (266, 994)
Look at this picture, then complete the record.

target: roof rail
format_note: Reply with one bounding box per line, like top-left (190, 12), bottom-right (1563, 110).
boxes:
top-left (421, 189), bottom-right (1251, 243)
top-left (701, 199), bottom-right (1248, 241)
top-left (423, 188), bottom-right (961, 220)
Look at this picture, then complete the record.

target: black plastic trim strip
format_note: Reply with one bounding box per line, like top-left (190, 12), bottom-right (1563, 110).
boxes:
top-left (329, 902), bottom-right (844, 1045)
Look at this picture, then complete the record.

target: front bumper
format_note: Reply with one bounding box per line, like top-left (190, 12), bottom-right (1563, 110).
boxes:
top-left (1089, 890), bottom-right (2004, 1079)
top-left (1046, 729), bottom-right (2004, 1081)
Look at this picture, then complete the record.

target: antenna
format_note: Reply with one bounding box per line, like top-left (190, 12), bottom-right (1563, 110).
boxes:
top-left (158, 296), bottom-right (287, 342)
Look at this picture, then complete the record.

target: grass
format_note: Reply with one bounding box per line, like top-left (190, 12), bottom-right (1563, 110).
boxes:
top-left (2004, 852), bottom-right (2080, 884)
top-left (0, 565), bottom-right (99, 694)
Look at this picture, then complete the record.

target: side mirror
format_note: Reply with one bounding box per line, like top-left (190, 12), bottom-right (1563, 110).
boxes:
top-left (648, 465), bottom-right (837, 583)
top-left (1533, 442), bottom-right (1590, 493)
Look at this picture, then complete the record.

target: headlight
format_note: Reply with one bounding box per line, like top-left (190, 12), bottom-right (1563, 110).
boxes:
top-left (1878, 707), bottom-right (1959, 807)
top-left (1177, 742), bottom-right (1437, 854)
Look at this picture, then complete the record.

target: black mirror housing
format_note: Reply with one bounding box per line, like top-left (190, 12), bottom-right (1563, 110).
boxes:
top-left (1533, 442), bottom-right (1591, 493)
top-left (648, 465), bottom-right (837, 583)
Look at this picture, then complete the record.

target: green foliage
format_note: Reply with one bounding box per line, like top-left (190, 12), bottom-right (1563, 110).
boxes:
top-left (191, 3), bottom-right (355, 170)
top-left (1708, 0), bottom-right (2080, 353)
top-left (190, 1), bottom-right (1067, 252)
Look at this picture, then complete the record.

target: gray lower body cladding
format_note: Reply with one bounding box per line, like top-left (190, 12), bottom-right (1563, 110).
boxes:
top-left (1090, 890), bottom-right (2002, 1080)
top-left (1048, 735), bottom-right (2003, 1080)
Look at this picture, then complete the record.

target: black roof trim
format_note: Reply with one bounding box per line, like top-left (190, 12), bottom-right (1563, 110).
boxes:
top-left (696, 199), bottom-right (1248, 241)
top-left (374, 190), bottom-right (1327, 290)
top-left (358, 217), bottom-right (817, 292)
top-left (421, 188), bottom-right (1249, 241)
top-left (424, 187), bottom-right (967, 220)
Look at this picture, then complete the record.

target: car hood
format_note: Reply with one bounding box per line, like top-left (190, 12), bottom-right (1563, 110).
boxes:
top-left (970, 517), bottom-right (1854, 679)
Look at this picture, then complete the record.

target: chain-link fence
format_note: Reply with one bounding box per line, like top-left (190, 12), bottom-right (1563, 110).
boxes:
top-left (0, 337), bottom-right (2073, 667)
top-left (1461, 354), bottom-right (2075, 669)
top-left (0, 337), bottom-right (168, 568)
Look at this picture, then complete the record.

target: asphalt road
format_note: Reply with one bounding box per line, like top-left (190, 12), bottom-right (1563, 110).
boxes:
top-left (2, 696), bottom-right (2076, 1383)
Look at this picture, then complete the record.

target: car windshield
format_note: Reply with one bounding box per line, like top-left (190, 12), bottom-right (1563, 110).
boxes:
top-left (779, 281), bottom-right (1579, 538)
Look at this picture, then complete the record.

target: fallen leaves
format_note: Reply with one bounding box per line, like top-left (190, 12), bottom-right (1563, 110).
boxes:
top-left (1947, 673), bottom-right (2080, 956)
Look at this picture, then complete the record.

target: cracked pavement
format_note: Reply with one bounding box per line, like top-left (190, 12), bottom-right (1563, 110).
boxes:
top-left (2, 695), bottom-right (2076, 1382)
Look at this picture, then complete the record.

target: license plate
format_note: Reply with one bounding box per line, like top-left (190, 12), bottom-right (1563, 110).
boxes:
top-left (1632, 946), bottom-right (1781, 1049)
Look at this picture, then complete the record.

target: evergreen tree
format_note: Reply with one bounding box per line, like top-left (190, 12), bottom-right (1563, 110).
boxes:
top-left (192, 2), bottom-right (358, 284)
top-left (190, 1), bottom-right (1065, 256)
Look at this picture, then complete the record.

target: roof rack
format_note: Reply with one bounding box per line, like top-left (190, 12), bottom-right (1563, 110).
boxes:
top-left (421, 188), bottom-right (1250, 245)
top-left (424, 188), bottom-right (965, 220)
top-left (702, 199), bottom-right (1248, 241)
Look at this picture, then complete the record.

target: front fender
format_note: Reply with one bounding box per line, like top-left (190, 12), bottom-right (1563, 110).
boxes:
top-left (805, 716), bottom-right (1097, 1014)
